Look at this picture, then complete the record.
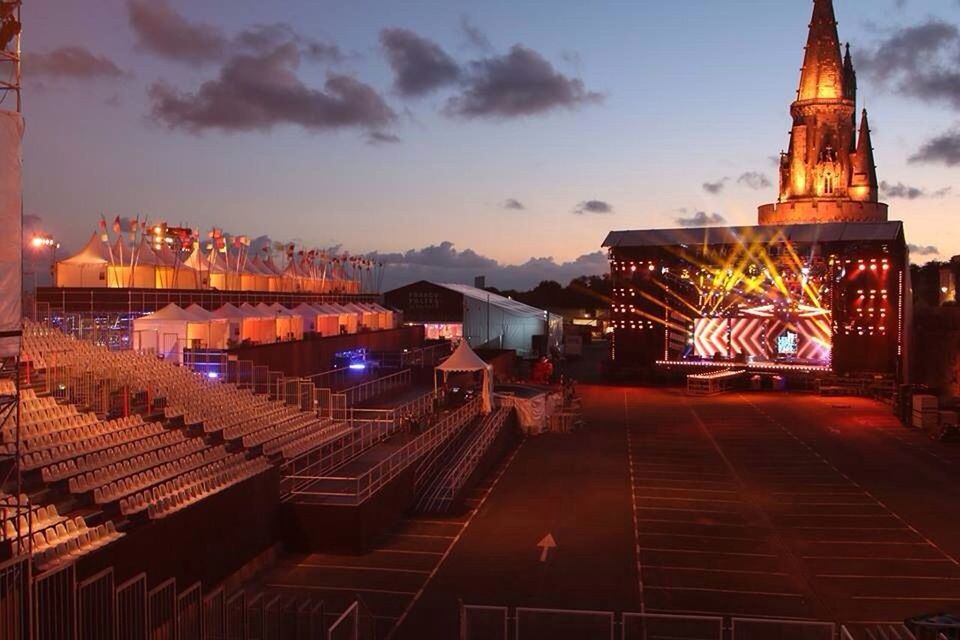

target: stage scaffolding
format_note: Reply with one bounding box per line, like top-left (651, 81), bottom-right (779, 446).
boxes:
top-left (0, 2), bottom-right (32, 638)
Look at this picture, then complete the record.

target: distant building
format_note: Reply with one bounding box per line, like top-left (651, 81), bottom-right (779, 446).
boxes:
top-left (384, 281), bottom-right (562, 356)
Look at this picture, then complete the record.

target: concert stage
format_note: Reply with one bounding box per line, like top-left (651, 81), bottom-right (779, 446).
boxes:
top-left (603, 223), bottom-right (908, 378)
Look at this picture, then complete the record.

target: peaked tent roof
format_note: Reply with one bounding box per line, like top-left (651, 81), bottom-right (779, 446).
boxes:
top-left (185, 304), bottom-right (217, 320)
top-left (134, 238), bottom-right (166, 267)
top-left (60, 232), bottom-right (112, 265)
top-left (211, 303), bottom-right (245, 319)
top-left (139, 303), bottom-right (201, 322)
top-left (436, 341), bottom-right (489, 373)
top-left (182, 246), bottom-right (212, 271)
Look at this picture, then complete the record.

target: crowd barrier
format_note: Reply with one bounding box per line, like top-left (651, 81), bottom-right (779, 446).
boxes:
top-left (461, 604), bottom-right (844, 640)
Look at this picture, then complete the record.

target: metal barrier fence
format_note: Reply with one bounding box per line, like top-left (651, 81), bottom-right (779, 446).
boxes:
top-left (286, 398), bottom-right (482, 505)
top-left (731, 617), bottom-right (835, 640)
top-left (115, 573), bottom-right (147, 640)
top-left (77, 568), bottom-right (114, 640)
top-left (516, 607), bottom-right (615, 640)
top-left (177, 583), bottom-right (202, 640)
top-left (33, 563), bottom-right (75, 640)
top-left (375, 342), bottom-right (452, 369)
top-left (225, 590), bottom-right (245, 640)
top-left (0, 557), bottom-right (29, 640)
top-left (328, 602), bottom-right (358, 640)
top-left (462, 605), bottom-right (837, 640)
top-left (203, 588), bottom-right (226, 640)
top-left (305, 367), bottom-right (355, 392)
top-left (623, 612), bottom-right (724, 640)
top-left (148, 578), bottom-right (176, 640)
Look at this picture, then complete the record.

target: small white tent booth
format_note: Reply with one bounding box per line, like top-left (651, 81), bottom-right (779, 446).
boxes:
top-left (55, 233), bottom-right (110, 287)
top-left (132, 303), bottom-right (229, 363)
top-left (239, 303), bottom-right (278, 342)
top-left (265, 303), bottom-right (305, 341)
top-left (318, 304), bottom-right (358, 334)
top-left (435, 342), bottom-right (494, 414)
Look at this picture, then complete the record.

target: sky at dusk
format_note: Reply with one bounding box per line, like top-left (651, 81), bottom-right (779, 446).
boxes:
top-left (17, 0), bottom-right (960, 289)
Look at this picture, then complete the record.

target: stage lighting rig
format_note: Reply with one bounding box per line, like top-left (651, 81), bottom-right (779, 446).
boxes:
top-left (0, 1), bottom-right (21, 52)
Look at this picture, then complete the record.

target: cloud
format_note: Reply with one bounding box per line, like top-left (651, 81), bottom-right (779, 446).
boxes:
top-left (460, 16), bottom-right (492, 52)
top-left (737, 172), bottom-right (772, 190)
top-left (444, 45), bottom-right (602, 119)
top-left (880, 180), bottom-right (951, 199)
top-left (380, 28), bottom-right (460, 97)
top-left (375, 241), bottom-right (608, 291)
top-left (236, 23), bottom-right (342, 63)
top-left (127, 0), bottom-right (228, 65)
top-left (148, 43), bottom-right (395, 133)
top-left (702, 178), bottom-right (728, 194)
top-left (573, 200), bottom-right (613, 215)
top-left (366, 131), bottom-right (401, 145)
top-left (676, 211), bottom-right (726, 227)
top-left (908, 244), bottom-right (940, 256)
top-left (24, 47), bottom-right (125, 79)
top-left (857, 20), bottom-right (960, 110)
top-left (910, 129), bottom-right (960, 166)
top-left (503, 199), bottom-right (525, 210)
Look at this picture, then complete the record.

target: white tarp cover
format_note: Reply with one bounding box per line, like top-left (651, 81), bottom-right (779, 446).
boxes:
top-left (435, 341), bottom-right (494, 414)
top-left (0, 112), bottom-right (23, 358)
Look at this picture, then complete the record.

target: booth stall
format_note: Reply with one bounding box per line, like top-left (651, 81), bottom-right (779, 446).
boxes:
top-left (132, 303), bottom-right (229, 363)
top-left (435, 341), bottom-right (494, 414)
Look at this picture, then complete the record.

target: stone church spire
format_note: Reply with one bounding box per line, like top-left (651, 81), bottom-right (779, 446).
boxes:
top-left (798, 0), bottom-right (845, 102)
top-left (759, 0), bottom-right (887, 225)
top-left (850, 109), bottom-right (879, 202)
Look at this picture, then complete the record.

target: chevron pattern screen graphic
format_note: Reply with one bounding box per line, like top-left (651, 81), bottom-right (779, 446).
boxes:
top-left (693, 317), bottom-right (832, 363)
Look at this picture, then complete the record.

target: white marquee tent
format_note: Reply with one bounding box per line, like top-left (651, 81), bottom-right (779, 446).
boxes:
top-left (435, 341), bottom-right (494, 414)
top-left (132, 303), bottom-right (229, 363)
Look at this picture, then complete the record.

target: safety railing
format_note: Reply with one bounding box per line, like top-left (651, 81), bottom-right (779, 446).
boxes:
top-left (279, 419), bottom-right (399, 495)
top-left (346, 388), bottom-right (437, 425)
top-left (33, 563), bottom-right (76, 640)
top-left (417, 407), bottom-right (511, 513)
top-left (286, 397), bottom-right (482, 505)
top-left (177, 583), bottom-right (203, 640)
top-left (376, 342), bottom-right (453, 369)
top-left (340, 369), bottom-right (411, 407)
top-left (516, 607), bottom-right (615, 639)
top-left (148, 577), bottom-right (176, 640)
top-left (305, 366), bottom-right (355, 392)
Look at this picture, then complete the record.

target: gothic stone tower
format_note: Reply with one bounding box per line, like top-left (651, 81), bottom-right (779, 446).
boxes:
top-left (758, 0), bottom-right (887, 225)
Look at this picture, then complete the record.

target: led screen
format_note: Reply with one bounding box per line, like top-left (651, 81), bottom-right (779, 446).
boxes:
top-left (693, 316), bottom-right (831, 363)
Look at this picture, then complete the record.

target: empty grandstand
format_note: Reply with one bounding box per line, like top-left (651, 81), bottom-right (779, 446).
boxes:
top-left (0, 317), bottom-right (518, 637)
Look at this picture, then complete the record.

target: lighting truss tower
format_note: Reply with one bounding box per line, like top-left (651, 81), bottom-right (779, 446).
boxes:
top-left (0, 2), bottom-right (31, 638)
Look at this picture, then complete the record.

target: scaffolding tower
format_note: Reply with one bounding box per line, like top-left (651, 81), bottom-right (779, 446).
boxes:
top-left (0, 2), bottom-right (31, 638)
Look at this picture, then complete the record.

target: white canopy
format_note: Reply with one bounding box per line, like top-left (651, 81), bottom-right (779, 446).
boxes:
top-left (55, 233), bottom-right (110, 287)
top-left (435, 341), bottom-right (493, 414)
top-left (132, 303), bottom-right (228, 362)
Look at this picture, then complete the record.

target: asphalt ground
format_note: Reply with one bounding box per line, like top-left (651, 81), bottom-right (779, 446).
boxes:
top-left (263, 386), bottom-right (960, 638)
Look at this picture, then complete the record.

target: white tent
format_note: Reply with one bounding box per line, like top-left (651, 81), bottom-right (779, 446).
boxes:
top-left (55, 233), bottom-right (110, 287)
top-left (239, 303), bottom-right (279, 342)
top-left (132, 303), bottom-right (229, 363)
top-left (318, 303), bottom-right (358, 334)
top-left (435, 341), bottom-right (494, 414)
top-left (264, 303), bottom-right (305, 340)
top-left (292, 303), bottom-right (339, 336)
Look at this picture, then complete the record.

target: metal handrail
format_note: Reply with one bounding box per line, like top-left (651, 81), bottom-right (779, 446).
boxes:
top-left (287, 397), bottom-right (481, 504)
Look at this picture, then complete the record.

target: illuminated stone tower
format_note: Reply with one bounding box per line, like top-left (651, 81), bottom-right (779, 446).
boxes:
top-left (758, 0), bottom-right (887, 225)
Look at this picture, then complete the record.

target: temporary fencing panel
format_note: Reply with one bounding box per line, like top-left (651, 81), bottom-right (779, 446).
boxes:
top-left (203, 588), bottom-right (226, 640)
top-left (0, 557), bottom-right (29, 640)
top-left (263, 594), bottom-right (281, 640)
top-left (77, 568), bottom-right (114, 640)
top-left (622, 613), bottom-right (724, 640)
top-left (327, 602), bottom-right (358, 640)
top-left (148, 578), bottom-right (176, 640)
top-left (515, 607), bottom-right (614, 640)
top-left (225, 591), bottom-right (245, 640)
top-left (731, 618), bottom-right (835, 640)
top-left (115, 573), bottom-right (147, 640)
top-left (33, 564), bottom-right (75, 640)
top-left (461, 605), bottom-right (508, 640)
top-left (246, 593), bottom-right (264, 640)
top-left (176, 583), bottom-right (202, 640)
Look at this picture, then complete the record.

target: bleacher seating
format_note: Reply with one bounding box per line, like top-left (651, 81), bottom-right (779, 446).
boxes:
top-left (1, 320), bottom-right (363, 571)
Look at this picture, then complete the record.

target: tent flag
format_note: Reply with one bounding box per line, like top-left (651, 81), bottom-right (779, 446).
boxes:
top-left (0, 111), bottom-right (23, 358)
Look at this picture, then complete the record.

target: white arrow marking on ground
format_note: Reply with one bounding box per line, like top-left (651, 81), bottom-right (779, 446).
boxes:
top-left (537, 534), bottom-right (557, 563)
